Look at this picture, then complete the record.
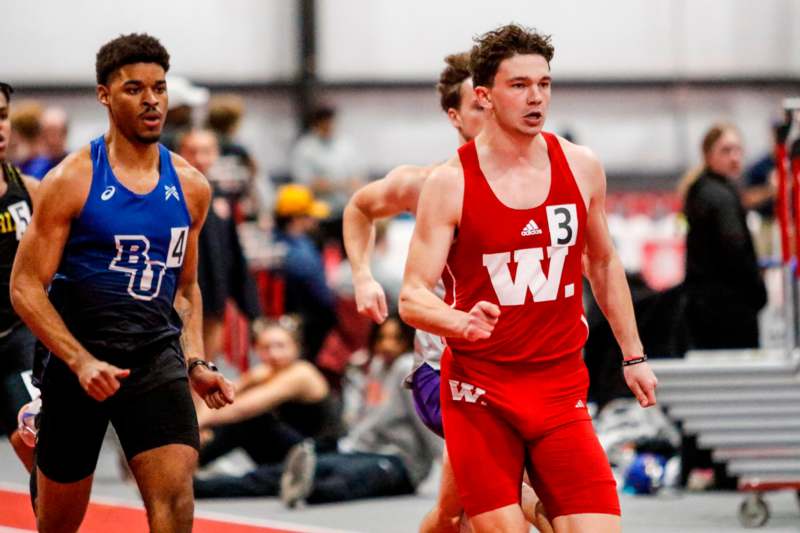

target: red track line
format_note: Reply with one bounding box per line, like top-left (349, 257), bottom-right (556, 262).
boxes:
top-left (0, 488), bottom-right (346, 533)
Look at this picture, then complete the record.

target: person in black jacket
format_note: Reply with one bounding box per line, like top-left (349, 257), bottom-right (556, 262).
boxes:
top-left (178, 129), bottom-right (262, 359)
top-left (683, 123), bottom-right (767, 349)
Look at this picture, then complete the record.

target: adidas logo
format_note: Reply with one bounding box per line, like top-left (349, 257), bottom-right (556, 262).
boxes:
top-left (521, 219), bottom-right (542, 236)
top-left (575, 399), bottom-right (585, 408)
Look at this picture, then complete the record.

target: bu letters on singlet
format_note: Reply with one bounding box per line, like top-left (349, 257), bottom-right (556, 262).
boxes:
top-left (482, 203), bottom-right (578, 306)
top-left (108, 227), bottom-right (188, 301)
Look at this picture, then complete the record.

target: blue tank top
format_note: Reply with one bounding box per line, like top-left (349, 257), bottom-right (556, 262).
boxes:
top-left (48, 136), bottom-right (192, 364)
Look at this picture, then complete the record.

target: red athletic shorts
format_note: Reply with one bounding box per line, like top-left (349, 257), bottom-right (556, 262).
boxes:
top-left (440, 347), bottom-right (620, 519)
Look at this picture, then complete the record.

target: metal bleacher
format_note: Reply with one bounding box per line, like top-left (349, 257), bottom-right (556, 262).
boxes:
top-left (649, 349), bottom-right (800, 525)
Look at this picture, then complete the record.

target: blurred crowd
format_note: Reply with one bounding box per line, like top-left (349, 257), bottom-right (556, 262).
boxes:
top-left (5, 75), bottom-right (791, 501)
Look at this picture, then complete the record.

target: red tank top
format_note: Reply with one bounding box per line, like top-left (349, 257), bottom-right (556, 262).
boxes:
top-left (443, 132), bottom-right (588, 364)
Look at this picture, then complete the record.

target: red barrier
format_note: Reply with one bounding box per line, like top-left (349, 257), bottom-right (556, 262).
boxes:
top-left (775, 143), bottom-right (791, 264)
top-left (793, 153), bottom-right (800, 277)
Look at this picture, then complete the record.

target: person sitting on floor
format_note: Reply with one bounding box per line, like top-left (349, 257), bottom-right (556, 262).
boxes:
top-left (194, 314), bottom-right (442, 507)
top-left (196, 317), bottom-right (341, 470)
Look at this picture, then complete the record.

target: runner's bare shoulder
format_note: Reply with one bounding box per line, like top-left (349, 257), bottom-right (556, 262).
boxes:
top-left (38, 145), bottom-right (94, 218)
top-left (169, 152), bottom-right (212, 224)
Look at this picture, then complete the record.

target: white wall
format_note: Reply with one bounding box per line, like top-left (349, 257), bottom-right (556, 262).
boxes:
top-left (324, 87), bottom-right (787, 178)
top-left (4, 0), bottom-right (800, 182)
top-left (2, 0), bottom-right (297, 83)
top-left (7, 0), bottom-right (798, 83)
top-left (318, 0), bottom-right (800, 80)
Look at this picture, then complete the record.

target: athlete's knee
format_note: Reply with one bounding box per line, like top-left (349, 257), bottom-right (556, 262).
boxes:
top-left (35, 472), bottom-right (92, 533)
top-left (468, 504), bottom-right (528, 533)
top-left (150, 481), bottom-right (194, 512)
top-left (35, 496), bottom-right (89, 533)
top-left (145, 486), bottom-right (194, 530)
top-left (37, 512), bottom-right (84, 533)
top-left (435, 486), bottom-right (463, 519)
top-left (551, 513), bottom-right (620, 533)
top-left (419, 506), bottom-right (461, 533)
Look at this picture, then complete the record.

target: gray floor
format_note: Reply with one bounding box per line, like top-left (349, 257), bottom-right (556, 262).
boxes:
top-left (1, 440), bottom-right (798, 532)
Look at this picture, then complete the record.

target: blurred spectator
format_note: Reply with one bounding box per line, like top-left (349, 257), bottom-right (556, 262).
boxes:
top-left (194, 315), bottom-right (442, 506)
top-left (314, 220), bottom-right (392, 391)
top-left (291, 105), bottom-right (365, 212)
top-left (273, 184), bottom-right (337, 361)
top-left (741, 123), bottom-right (779, 260)
top-left (178, 129), bottom-right (261, 359)
top-left (9, 100), bottom-right (43, 175)
top-left (195, 317), bottom-right (340, 468)
top-left (30, 107), bottom-right (70, 178)
top-left (206, 94), bottom-right (255, 187)
top-left (206, 93), bottom-right (273, 224)
top-left (683, 123), bottom-right (766, 349)
top-left (291, 105), bottom-right (365, 249)
top-left (162, 76), bottom-right (208, 151)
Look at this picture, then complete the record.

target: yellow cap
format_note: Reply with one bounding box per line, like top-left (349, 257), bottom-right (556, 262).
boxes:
top-left (275, 184), bottom-right (330, 219)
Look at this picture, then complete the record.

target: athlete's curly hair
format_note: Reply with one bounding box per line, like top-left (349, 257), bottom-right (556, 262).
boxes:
top-left (0, 82), bottom-right (13, 103)
top-left (436, 52), bottom-right (471, 113)
top-left (95, 33), bottom-right (170, 85)
top-left (470, 24), bottom-right (554, 88)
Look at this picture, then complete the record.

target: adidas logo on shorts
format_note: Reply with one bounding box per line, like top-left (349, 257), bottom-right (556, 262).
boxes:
top-left (521, 219), bottom-right (542, 236)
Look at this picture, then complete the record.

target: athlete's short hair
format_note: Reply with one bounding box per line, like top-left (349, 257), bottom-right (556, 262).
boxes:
top-left (0, 82), bottom-right (13, 103)
top-left (470, 24), bottom-right (554, 88)
top-left (95, 33), bottom-right (170, 85)
top-left (437, 52), bottom-right (471, 113)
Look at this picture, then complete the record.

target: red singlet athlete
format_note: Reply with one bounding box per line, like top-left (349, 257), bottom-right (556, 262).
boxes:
top-left (400, 24), bottom-right (657, 533)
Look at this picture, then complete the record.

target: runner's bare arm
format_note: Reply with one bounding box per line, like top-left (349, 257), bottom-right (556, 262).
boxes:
top-left (576, 147), bottom-right (657, 407)
top-left (173, 156), bottom-right (234, 408)
top-left (12, 151), bottom-right (92, 369)
top-left (172, 158), bottom-right (210, 362)
top-left (400, 164), bottom-right (500, 340)
top-left (343, 164), bottom-right (429, 322)
top-left (11, 150), bottom-right (132, 401)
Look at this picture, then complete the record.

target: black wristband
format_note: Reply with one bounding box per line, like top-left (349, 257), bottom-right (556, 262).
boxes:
top-left (622, 355), bottom-right (648, 367)
top-left (188, 358), bottom-right (218, 374)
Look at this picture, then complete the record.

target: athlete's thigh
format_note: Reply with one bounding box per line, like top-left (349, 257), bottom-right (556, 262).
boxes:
top-left (35, 468), bottom-right (94, 532)
top-left (36, 362), bottom-right (109, 483)
top-left (435, 447), bottom-right (465, 519)
top-left (441, 354), bottom-right (524, 518)
top-left (0, 326), bottom-right (36, 433)
top-left (110, 376), bottom-right (199, 462)
top-left (129, 442), bottom-right (198, 507)
top-left (526, 418), bottom-right (619, 521)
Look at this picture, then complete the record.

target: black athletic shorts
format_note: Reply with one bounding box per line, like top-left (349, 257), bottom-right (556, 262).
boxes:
top-left (0, 324), bottom-right (36, 435)
top-left (36, 346), bottom-right (199, 483)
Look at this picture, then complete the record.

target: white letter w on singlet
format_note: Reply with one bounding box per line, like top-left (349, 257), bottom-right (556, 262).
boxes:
top-left (449, 380), bottom-right (486, 403)
top-left (482, 246), bottom-right (568, 305)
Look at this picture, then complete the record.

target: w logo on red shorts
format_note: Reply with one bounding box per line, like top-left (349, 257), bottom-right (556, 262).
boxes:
top-left (449, 380), bottom-right (486, 404)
